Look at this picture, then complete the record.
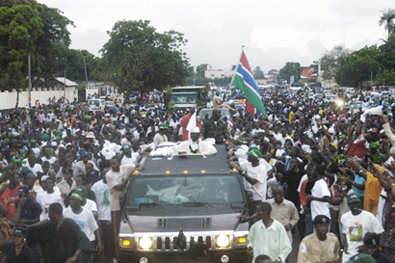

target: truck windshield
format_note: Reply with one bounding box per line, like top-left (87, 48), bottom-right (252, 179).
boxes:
top-left (170, 94), bottom-right (197, 104)
top-left (89, 100), bottom-right (100, 106)
top-left (128, 175), bottom-right (244, 205)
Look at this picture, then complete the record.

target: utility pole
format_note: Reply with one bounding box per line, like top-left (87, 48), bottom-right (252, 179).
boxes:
top-left (63, 70), bottom-right (67, 101)
top-left (28, 52), bottom-right (31, 108)
top-left (83, 57), bottom-right (88, 86)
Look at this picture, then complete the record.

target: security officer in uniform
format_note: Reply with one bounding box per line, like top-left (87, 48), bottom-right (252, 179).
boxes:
top-left (297, 215), bottom-right (340, 263)
top-left (200, 109), bottom-right (228, 144)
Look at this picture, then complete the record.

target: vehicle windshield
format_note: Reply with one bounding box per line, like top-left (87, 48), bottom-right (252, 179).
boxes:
top-left (89, 100), bottom-right (100, 106)
top-left (128, 174), bottom-right (244, 205)
top-left (350, 102), bottom-right (362, 109)
top-left (170, 93), bottom-right (197, 104)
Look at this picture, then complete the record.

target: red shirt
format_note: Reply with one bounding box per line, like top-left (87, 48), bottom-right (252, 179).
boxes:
top-left (0, 187), bottom-right (19, 220)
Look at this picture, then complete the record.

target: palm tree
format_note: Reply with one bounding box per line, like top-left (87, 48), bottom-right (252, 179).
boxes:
top-left (379, 8), bottom-right (395, 38)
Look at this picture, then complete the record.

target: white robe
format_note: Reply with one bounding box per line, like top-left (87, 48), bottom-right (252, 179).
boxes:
top-left (173, 139), bottom-right (217, 155)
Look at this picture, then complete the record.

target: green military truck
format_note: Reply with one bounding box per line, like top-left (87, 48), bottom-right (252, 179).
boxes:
top-left (118, 145), bottom-right (250, 263)
top-left (169, 86), bottom-right (206, 109)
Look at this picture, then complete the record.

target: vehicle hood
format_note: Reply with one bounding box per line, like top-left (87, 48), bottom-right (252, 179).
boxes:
top-left (126, 213), bottom-right (241, 232)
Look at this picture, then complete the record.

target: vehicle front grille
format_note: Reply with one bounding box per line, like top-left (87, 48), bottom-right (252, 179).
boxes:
top-left (155, 235), bottom-right (212, 251)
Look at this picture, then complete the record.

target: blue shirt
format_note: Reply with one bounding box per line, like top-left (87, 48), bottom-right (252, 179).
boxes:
top-left (352, 173), bottom-right (365, 197)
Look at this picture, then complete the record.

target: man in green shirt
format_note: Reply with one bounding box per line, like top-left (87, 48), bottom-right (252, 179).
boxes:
top-left (27, 202), bottom-right (94, 263)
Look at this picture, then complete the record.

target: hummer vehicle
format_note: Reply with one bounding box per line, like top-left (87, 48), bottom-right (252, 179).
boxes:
top-left (118, 145), bottom-right (250, 263)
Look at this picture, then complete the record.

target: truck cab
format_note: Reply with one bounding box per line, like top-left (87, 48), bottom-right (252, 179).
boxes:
top-left (170, 92), bottom-right (198, 109)
top-left (87, 99), bottom-right (105, 114)
top-left (118, 145), bottom-right (250, 263)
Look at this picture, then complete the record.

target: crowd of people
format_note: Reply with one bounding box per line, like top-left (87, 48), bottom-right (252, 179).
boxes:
top-left (0, 89), bottom-right (394, 263)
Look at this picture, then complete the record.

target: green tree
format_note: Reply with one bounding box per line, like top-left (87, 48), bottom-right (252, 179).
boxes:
top-left (33, 4), bottom-right (75, 75)
top-left (0, 0), bottom-right (75, 92)
top-left (55, 47), bottom-right (99, 82)
top-left (267, 69), bottom-right (278, 75)
top-left (253, 66), bottom-right (264, 79)
top-left (374, 69), bottom-right (395, 86)
top-left (278, 62), bottom-right (300, 83)
top-left (379, 8), bottom-right (395, 38)
top-left (0, 3), bottom-right (43, 92)
top-left (196, 63), bottom-right (208, 81)
top-left (100, 20), bottom-right (191, 99)
top-left (335, 45), bottom-right (381, 90)
top-left (320, 45), bottom-right (351, 80)
top-left (379, 34), bottom-right (395, 71)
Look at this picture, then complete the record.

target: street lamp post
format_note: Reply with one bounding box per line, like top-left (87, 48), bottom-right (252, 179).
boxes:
top-left (28, 52), bottom-right (31, 108)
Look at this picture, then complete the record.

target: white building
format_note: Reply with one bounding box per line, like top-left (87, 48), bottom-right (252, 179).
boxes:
top-left (205, 66), bottom-right (235, 79)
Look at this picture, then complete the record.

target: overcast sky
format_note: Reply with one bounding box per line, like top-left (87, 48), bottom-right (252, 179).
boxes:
top-left (40, 0), bottom-right (394, 73)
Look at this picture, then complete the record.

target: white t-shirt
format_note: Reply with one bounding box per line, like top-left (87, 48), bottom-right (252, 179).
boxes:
top-left (240, 160), bottom-right (268, 201)
top-left (310, 179), bottom-right (331, 220)
top-left (25, 163), bottom-right (43, 176)
top-left (36, 190), bottom-right (64, 221)
top-left (41, 156), bottom-right (57, 165)
top-left (83, 199), bottom-right (98, 213)
top-left (106, 164), bottom-right (135, 211)
top-left (121, 152), bottom-right (140, 165)
top-left (91, 180), bottom-right (111, 221)
top-left (63, 207), bottom-right (98, 241)
top-left (340, 210), bottom-right (384, 262)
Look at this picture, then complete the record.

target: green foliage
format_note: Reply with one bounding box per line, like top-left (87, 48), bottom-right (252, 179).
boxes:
top-left (320, 45), bottom-right (351, 80)
top-left (278, 62), bottom-right (300, 83)
top-left (335, 45), bottom-right (381, 88)
top-left (56, 47), bottom-right (100, 82)
top-left (374, 69), bottom-right (395, 86)
top-left (0, 3), bottom-right (43, 90)
top-left (379, 8), bottom-right (395, 37)
top-left (253, 66), bottom-right (264, 79)
top-left (33, 4), bottom-right (75, 75)
top-left (0, 0), bottom-right (77, 92)
top-left (379, 34), bottom-right (395, 71)
top-left (100, 20), bottom-right (191, 97)
top-left (267, 69), bottom-right (278, 75)
top-left (196, 64), bottom-right (208, 79)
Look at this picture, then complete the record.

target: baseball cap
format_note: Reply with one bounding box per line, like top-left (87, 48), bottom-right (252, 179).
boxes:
top-left (347, 193), bottom-right (361, 204)
top-left (30, 139), bottom-right (37, 146)
top-left (75, 186), bottom-right (88, 196)
top-left (246, 149), bottom-right (262, 159)
top-left (313, 215), bottom-right (330, 225)
top-left (122, 144), bottom-right (131, 153)
top-left (249, 144), bottom-right (259, 150)
top-left (363, 232), bottom-right (380, 246)
top-left (347, 253), bottom-right (376, 263)
top-left (18, 185), bottom-right (30, 195)
top-left (160, 123), bottom-right (170, 131)
top-left (13, 227), bottom-right (27, 237)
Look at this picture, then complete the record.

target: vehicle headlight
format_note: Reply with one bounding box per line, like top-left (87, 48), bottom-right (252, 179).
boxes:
top-left (138, 236), bottom-right (153, 249)
top-left (215, 235), bottom-right (230, 248)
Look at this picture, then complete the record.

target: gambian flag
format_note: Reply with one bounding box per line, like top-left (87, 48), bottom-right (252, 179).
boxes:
top-left (232, 50), bottom-right (267, 117)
